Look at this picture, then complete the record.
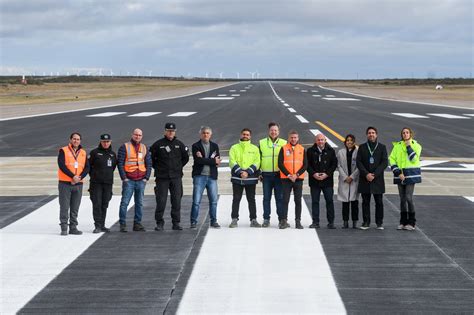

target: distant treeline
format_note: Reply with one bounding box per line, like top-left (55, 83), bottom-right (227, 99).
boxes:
top-left (0, 75), bottom-right (473, 85)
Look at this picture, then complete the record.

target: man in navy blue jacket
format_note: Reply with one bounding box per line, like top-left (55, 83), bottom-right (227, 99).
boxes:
top-left (190, 126), bottom-right (222, 228)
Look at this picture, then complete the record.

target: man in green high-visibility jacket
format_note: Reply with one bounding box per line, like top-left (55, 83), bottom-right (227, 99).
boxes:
top-left (229, 128), bottom-right (261, 228)
top-left (258, 122), bottom-right (287, 227)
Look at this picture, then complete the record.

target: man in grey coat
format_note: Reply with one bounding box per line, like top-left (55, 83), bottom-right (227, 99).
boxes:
top-left (337, 134), bottom-right (359, 229)
top-left (356, 127), bottom-right (388, 230)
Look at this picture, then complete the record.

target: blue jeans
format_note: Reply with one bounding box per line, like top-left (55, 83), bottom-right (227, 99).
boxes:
top-left (191, 175), bottom-right (218, 224)
top-left (262, 173), bottom-right (283, 220)
top-left (310, 186), bottom-right (335, 224)
top-left (119, 179), bottom-right (146, 225)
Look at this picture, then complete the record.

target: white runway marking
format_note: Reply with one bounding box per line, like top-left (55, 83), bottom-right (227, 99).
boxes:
top-left (392, 113), bottom-right (429, 118)
top-left (217, 94), bottom-right (227, 96)
top-left (464, 196), bottom-right (474, 202)
top-left (283, 103), bottom-right (289, 107)
top-left (280, 100), bottom-right (285, 103)
top-left (168, 112), bottom-right (197, 117)
top-left (1, 196), bottom-right (130, 314)
top-left (460, 164), bottom-right (474, 171)
top-left (295, 115), bottom-right (309, 123)
top-left (86, 112), bottom-right (126, 117)
top-left (463, 114), bottom-right (474, 117)
top-left (239, 90), bottom-right (247, 92)
top-left (231, 94), bottom-right (240, 97)
top-left (199, 97), bottom-right (235, 100)
top-left (325, 95), bottom-right (335, 97)
top-left (420, 160), bottom-right (449, 167)
top-left (310, 129), bottom-right (339, 148)
top-left (229, 90), bottom-right (236, 92)
top-left (427, 113), bottom-right (470, 119)
top-left (313, 95), bottom-right (321, 97)
top-left (128, 112), bottom-right (161, 117)
top-left (301, 90), bottom-right (308, 92)
top-left (312, 90), bottom-right (319, 92)
top-left (288, 108), bottom-right (297, 113)
top-left (177, 195), bottom-right (346, 314)
top-left (323, 98), bottom-right (360, 101)
top-left (294, 87), bottom-right (300, 89)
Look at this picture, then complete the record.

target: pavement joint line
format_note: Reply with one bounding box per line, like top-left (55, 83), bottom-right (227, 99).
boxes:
top-left (0, 82), bottom-right (239, 122)
top-left (384, 197), bottom-right (474, 281)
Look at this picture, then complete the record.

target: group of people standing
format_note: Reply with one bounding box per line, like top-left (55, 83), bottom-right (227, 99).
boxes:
top-left (57, 122), bottom-right (422, 235)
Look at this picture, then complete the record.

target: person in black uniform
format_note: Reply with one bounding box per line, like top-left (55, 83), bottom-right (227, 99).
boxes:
top-left (88, 134), bottom-right (117, 233)
top-left (150, 122), bottom-right (190, 231)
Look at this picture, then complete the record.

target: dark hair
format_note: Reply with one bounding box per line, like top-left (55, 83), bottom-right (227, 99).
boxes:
top-left (268, 122), bottom-right (280, 129)
top-left (366, 126), bottom-right (377, 134)
top-left (400, 127), bottom-right (414, 140)
top-left (288, 129), bottom-right (299, 135)
top-left (241, 128), bottom-right (252, 134)
top-left (70, 132), bottom-right (82, 139)
top-left (344, 134), bottom-right (355, 144)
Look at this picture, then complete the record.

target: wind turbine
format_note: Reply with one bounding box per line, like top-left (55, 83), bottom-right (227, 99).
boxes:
top-left (236, 72), bottom-right (240, 79)
top-left (147, 70), bottom-right (152, 77)
top-left (219, 72), bottom-right (224, 79)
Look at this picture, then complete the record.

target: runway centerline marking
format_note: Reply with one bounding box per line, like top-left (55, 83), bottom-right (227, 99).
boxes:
top-left (217, 94), bottom-right (227, 96)
top-left (427, 113), bottom-right (470, 119)
top-left (200, 97), bottom-right (235, 100)
top-left (310, 129), bottom-right (339, 148)
top-left (168, 112), bottom-right (197, 117)
top-left (231, 94), bottom-right (240, 97)
top-left (86, 112), bottom-right (126, 117)
top-left (295, 115), bottom-right (309, 123)
top-left (283, 103), bottom-right (289, 107)
top-left (315, 121), bottom-right (346, 142)
top-left (312, 95), bottom-right (321, 97)
top-left (288, 108), bottom-right (297, 113)
top-left (325, 95), bottom-right (335, 97)
top-left (392, 113), bottom-right (429, 118)
top-left (128, 112), bottom-right (161, 117)
top-left (239, 90), bottom-right (247, 92)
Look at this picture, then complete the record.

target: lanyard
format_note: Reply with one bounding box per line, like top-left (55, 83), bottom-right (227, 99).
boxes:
top-left (367, 142), bottom-right (378, 157)
top-left (267, 137), bottom-right (279, 148)
top-left (68, 145), bottom-right (80, 161)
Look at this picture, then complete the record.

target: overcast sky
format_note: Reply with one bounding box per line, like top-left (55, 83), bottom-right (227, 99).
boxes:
top-left (1, 0), bottom-right (472, 79)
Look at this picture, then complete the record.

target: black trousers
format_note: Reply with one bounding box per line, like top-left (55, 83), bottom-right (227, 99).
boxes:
top-left (231, 184), bottom-right (257, 220)
top-left (89, 182), bottom-right (113, 228)
top-left (361, 193), bottom-right (384, 225)
top-left (282, 180), bottom-right (303, 221)
top-left (155, 178), bottom-right (183, 224)
top-left (342, 200), bottom-right (359, 221)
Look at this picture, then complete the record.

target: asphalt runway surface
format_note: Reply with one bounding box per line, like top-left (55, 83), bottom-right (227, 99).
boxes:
top-left (1, 82), bottom-right (473, 314)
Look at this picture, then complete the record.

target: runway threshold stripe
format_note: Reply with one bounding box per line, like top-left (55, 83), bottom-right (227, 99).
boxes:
top-left (176, 195), bottom-right (346, 314)
top-left (168, 112), bottom-right (197, 117)
top-left (427, 114), bottom-right (470, 119)
top-left (310, 129), bottom-right (339, 148)
top-left (199, 97), bottom-right (234, 100)
top-left (128, 112), bottom-right (161, 117)
top-left (392, 113), bottom-right (429, 118)
top-left (323, 97), bottom-right (360, 101)
top-left (1, 196), bottom-right (130, 314)
top-left (86, 112), bottom-right (126, 117)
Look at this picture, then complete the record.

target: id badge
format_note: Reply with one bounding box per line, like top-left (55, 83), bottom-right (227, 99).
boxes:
top-left (107, 158), bottom-right (112, 167)
top-left (369, 157), bottom-right (374, 164)
top-left (138, 152), bottom-right (143, 159)
top-left (165, 146), bottom-right (171, 153)
top-left (286, 149), bottom-right (291, 156)
top-left (74, 161), bottom-right (79, 169)
top-left (210, 151), bottom-right (216, 158)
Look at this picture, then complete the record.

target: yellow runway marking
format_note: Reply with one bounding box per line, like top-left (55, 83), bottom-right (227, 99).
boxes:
top-left (315, 121), bottom-right (345, 142)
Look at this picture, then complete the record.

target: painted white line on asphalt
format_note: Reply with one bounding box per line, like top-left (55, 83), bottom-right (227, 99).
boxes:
top-left (86, 112), bottom-right (126, 117)
top-left (288, 108), bottom-right (297, 113)
top-left (1, 196), bottom-right (130, 314)
top-left (464, 196), bottom-right (474, 202)
top-left (313, 95), bottom-right (321, 97)
top-left (168, 112), bottom-right (197, 117)
top-left (128, 112), bottom-right (162, 117)
top-left (231, 94), bottom-right (240, 97)
top-left (280, 100), bottom-right (285, 103)
top-left (177, 195), bottom-right (346, 314)
top-left (301, 90), bottom-right (308, 92)
top-left (294, 87), bottom-right (300, 89)
top-left (239, 90), bottom-right (247, 92)
top-left (217, 94), bottom-right (227, 96)
top-left (312, 90), bottom-right (318, 92)
top-left (392, 113), bottom-right (429, 118)
top-left (200, 97), bottom-right (235, 100)
top-left (323, 98), bottom-right (360, 101)
top-left (325, 95), bottom-right (335, 97)
top-left (295, 115), bottom-right (309, 123)
top-left (463, 114), bottom-right (474, 117)
top-left (1, 83), bottom-right (239, 121)
top-left (309, 129), bottom-right (339, 148)
top-left (427, 113), bottom-right (470, 119)
top-left (229, 90), bottom-right (237, 92)
top-left (283, 103), bottom-right (289, 107)
top-left (460, 164), bottom-right (474, 171)
top-left (420, 160), bottom-right (449, 167)
top-left (421, 167), bottom-right (474, 172)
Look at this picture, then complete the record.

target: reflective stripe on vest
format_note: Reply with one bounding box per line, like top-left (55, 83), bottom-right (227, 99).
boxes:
top-left (58, 144), bottom-right (87, 182)
top-left (124, 142), bottom-right (147, 173)
top-left (259, 137), bottom-right (286, 172)
top-left (280, 143), bottom-right (305, 179)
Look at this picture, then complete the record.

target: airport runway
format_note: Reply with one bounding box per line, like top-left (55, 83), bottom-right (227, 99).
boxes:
top-left (1, 82), bottom-right (473, 314)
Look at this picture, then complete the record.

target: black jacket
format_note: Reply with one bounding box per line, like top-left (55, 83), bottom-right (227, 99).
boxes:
top-left (307, 143), bottom-right (338, 187)
top-left (150, 136), bottom-right (189, 179)
top-left (356, 141), bottom-right (388, 194)
top-left (191, 140), bottom-right (220, 180)
top-left (88, 144), bottom-right (117, 184)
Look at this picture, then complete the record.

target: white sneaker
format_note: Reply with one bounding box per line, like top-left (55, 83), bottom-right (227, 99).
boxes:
top-left (397, 224), bottom-right (405, 230)
top-left (404, 225), bottom-right (416, 231)
top-left (376, 224), bottom-right (384, 230)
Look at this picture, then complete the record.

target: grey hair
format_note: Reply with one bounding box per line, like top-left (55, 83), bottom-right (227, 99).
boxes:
top-left (200, 126), bottom-right (212, 133)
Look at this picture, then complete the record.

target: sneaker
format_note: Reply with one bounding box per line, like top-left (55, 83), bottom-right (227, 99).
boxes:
top-left (404, 225), bottom-right (416, 231)
top-left (397, 224), bottom-right (405, 230)
top-left (93, 227), bottom-right (102, 234)
top-left (133, 223), bottom-right (146, 232)
top-left (229, 218), bottom-right (238, 228)
top-left (250, 219), bottom-right (262, 228)
top-left (262, 219), bottom-right (270, 228)
top-left (279, 219), bottom-right (288, 229)
top-left (295, 220), bottom-right (304, 229)
top-left (101, 227), bottom-right (111, 233)
top-left (210, 222), bottom-right (221, 229)
top-left (327, 223), bottom-right (336, 229)
top-left (154, 222), bottom-right (164, 231)
top-left (69, 226), bottom-right (83, 235)
top-left (309, 222), bottom-right (320, 229)
top-left (190, 222), bottom-right (197, 229)
top-left (120, 224), bottom-right (128, 233)
top-left (359, 223), bottom-right (370, 230)
top-left (376, 224), bottom-right (384, 230)
top-left (352, 221), bottom-right (358, 229)
top-left (172, 224), bottom-right (183, 231)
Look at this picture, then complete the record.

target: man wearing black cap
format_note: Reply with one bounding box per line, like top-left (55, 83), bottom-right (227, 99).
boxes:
top-left (88, 134), bottom-right (117, 233)
top-left (150, 122), bottom-right (190, 230)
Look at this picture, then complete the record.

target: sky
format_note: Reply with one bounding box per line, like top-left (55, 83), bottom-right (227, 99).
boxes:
top-left (0, 0), bottom-right (472, 79)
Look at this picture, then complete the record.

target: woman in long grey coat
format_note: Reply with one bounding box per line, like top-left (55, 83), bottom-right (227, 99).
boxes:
top-left (337, 134), bottom-right (359, 229)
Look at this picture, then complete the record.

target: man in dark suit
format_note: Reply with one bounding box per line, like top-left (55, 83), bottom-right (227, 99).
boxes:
top-left (356, 126), bottom-right (388, 230)
top-left (190, 126), bottom-right (222, 229)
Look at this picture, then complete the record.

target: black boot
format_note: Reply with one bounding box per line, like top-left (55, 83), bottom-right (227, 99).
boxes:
top-left (342, 221), bottom-right (349, 229)
top-left (133, 222), bottom-right (146, 232)
top-left (172, 224), bottom-right (183, 230)
top-left (60, 224), bottom-right (68, 236)
top-left (352, 221), bottom-right (358, 229)
top-left (120, 224), bottom-right (127, 233)
top-left (69, 225), bottom-right (83, 235)
top-left (295, 220), bottom-right (304, 229)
